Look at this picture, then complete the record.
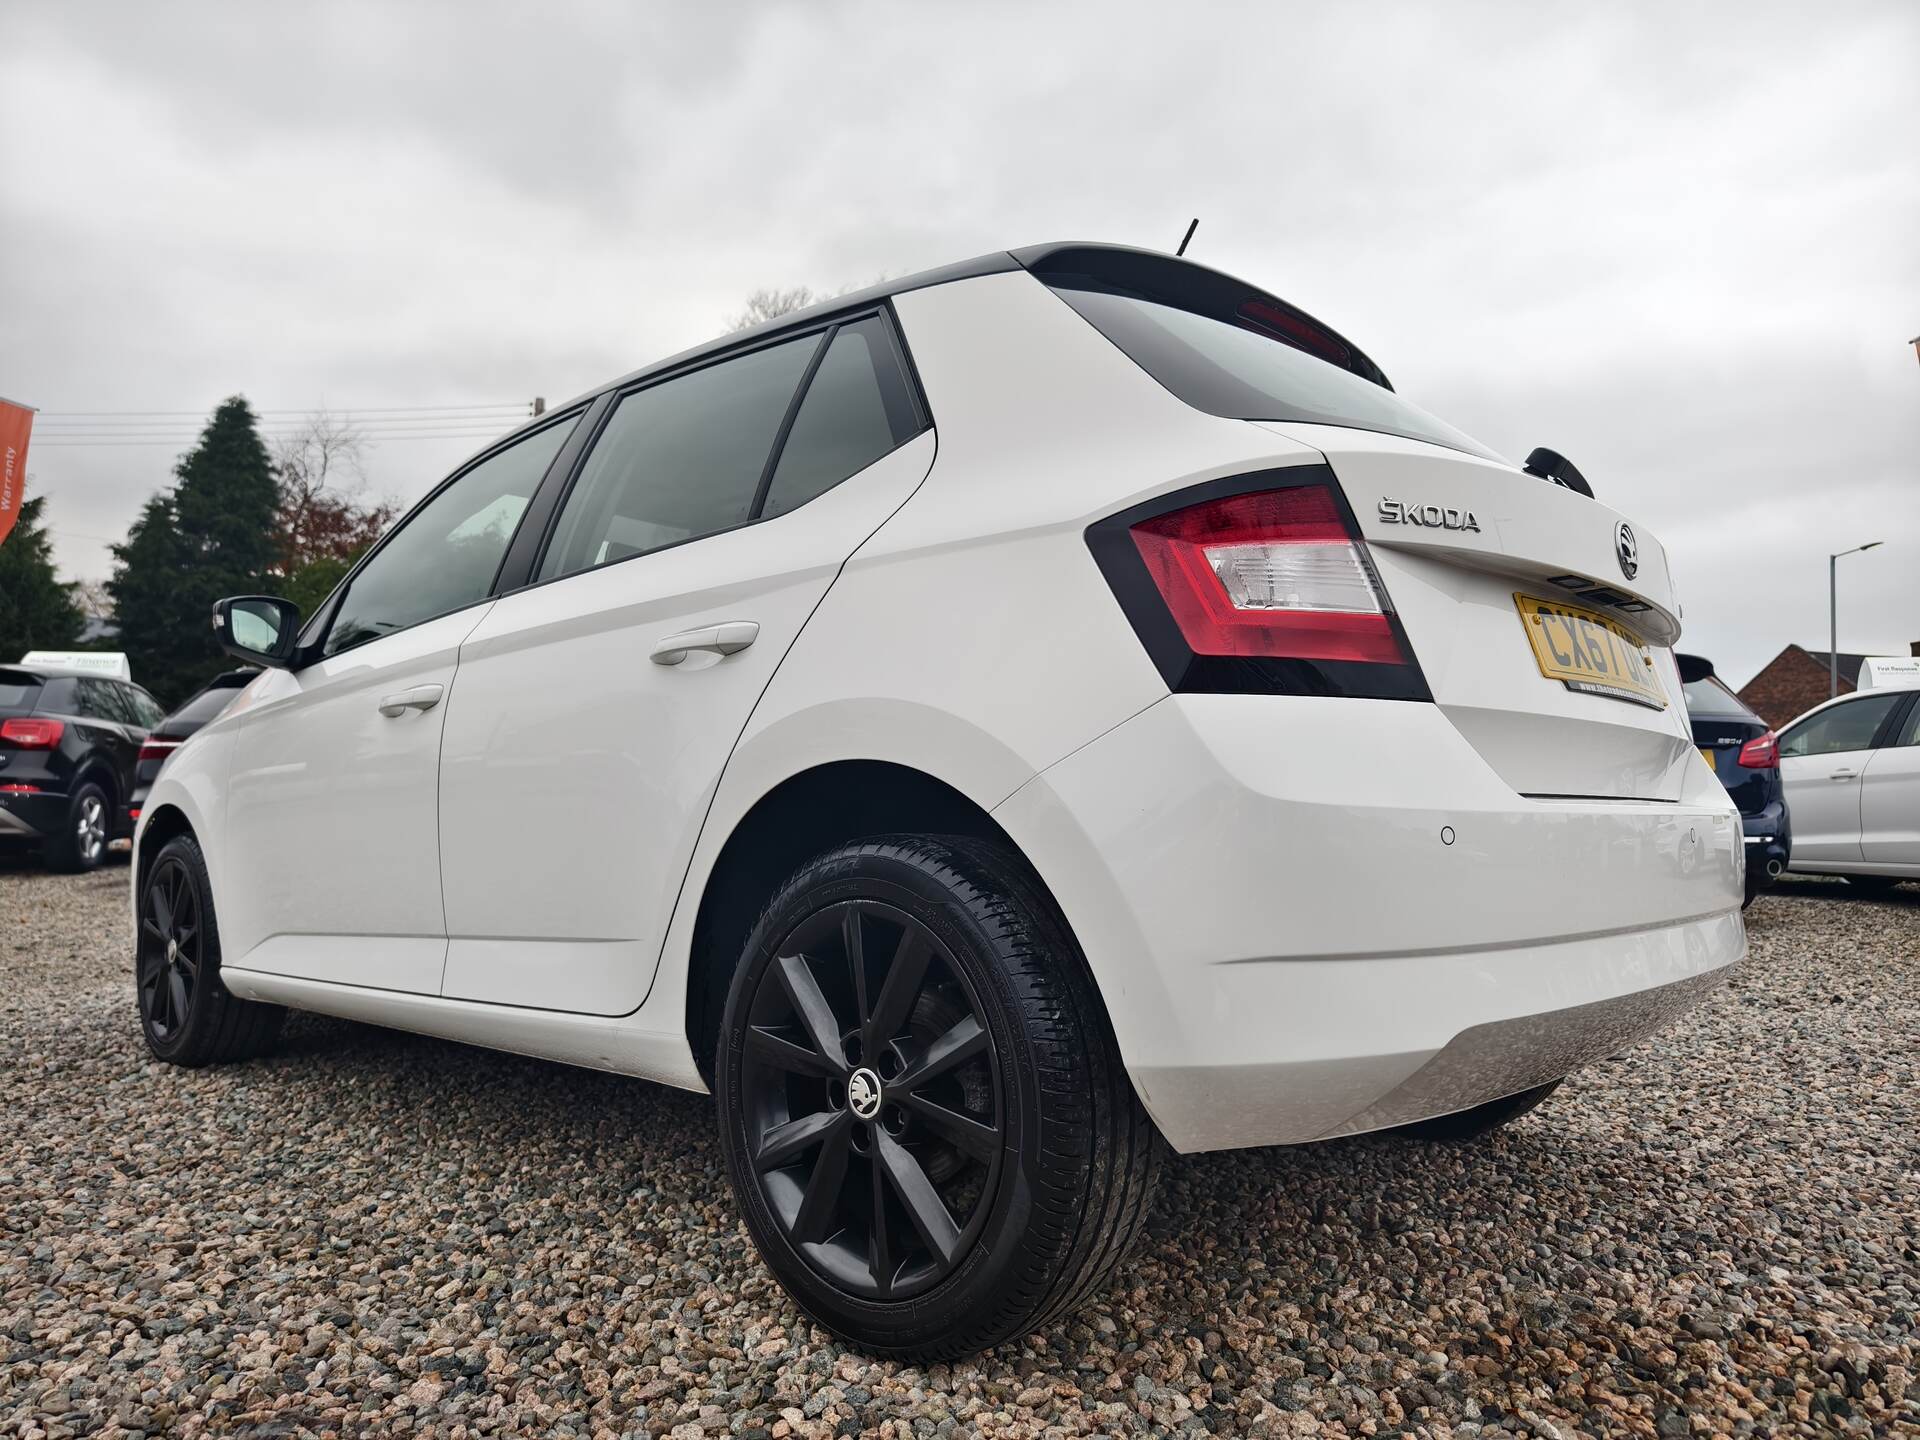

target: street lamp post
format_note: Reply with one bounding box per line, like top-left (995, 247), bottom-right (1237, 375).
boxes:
top-left (1829, 541), bottom-right (1884, 696)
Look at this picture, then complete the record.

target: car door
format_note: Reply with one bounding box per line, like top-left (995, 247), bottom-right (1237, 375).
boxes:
top-left (219, 414), bottom-right (579, 990)
top-left (74, 678), bottom-right (141, 802)
top-left (438, 312), bottom-right (933, 1014)
top-left (1858, 694), bottom-right (1920, 869)
top-left (1777, 691), bottom-right (1907, 863)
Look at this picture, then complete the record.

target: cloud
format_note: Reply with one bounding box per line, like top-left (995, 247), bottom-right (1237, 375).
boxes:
top-left (4, 0), bottom-right (1916, 686)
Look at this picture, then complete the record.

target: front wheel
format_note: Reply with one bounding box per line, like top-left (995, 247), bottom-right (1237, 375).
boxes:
top-left (137, 834), bottom-right (285, 1066)
top-left (715, 835), bottom-right (1159, 1358)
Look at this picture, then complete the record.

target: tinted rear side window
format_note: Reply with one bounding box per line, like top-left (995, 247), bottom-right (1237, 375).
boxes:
top-left (1042, 276), bottom-right (1500, 461)
top-left (0, 672), bottom-right (42, 710)
top-left (760, 317), bottom-right (921, 519)
top-left (539, 335), bottom-right (819, 581)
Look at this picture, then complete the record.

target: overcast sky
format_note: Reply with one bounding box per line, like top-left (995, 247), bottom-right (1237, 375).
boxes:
top-left (4, 1), bottom-right (1915, 688)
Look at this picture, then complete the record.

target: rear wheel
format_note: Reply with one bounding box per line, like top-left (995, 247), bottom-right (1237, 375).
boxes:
top-left (1390, 1080), bottom-right (1561, 1141)
top-left (137, 834), bottom-right (284, 1066)
top-left (1842, 875), bottom-right (1902, 896)
top-left (715, 835), bottom-right (1159, 1358)
top-left (46, 782), bottom-right (111, 873)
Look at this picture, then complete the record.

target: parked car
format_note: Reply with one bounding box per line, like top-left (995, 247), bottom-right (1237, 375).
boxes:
top-left (0, 662), bottom-right (163, 870)
top-left (126, 668), bottom-right (258, 825)
top-left (1677, 654), bottom-right (1790, 906)
top-left (134, 242), bottom-right (1744, 1357)
top-left (1777, 685), bottom-right (1920, 893)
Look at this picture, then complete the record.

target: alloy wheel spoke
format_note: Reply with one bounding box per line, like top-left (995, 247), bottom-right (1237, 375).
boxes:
top-left (167, 971), bottom-right (189, 1028)
top-left (843, 905), bottom-right (870, 1027)
top-left (898, 1091), bottom-right (1000, 1161)
top-left (141, 917), bottom-right (166, 945)
top-left (895, 1014), bottom-right (988, 1091)
top-left (868, 1155), bottom-right (893, 1297)
top-left (874, 1128), bottom-right (962, 1267)
top-left (146, 887), bottom-right (170, 941)
top-left (864, 929), bottom-right (929, 1052)
top-left (790, 1115), bottom-right (853, 1244)
top-left (773, 953), bottom-right (849, 1073)
top-left (754, 1107), bottom-right (845, 1172)
top-left (747, 1024), bottom-right (839, 1078)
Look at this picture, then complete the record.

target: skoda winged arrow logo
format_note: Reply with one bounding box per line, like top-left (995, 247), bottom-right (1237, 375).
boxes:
top-left (846, 1067), bottom-right (883, 1120)
top-left (1615, 521), bottom-right (1639, 580)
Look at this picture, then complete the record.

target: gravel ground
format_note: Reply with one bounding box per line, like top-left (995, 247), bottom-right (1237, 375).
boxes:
top-left (3, 859), bottom-right (1916, 1439)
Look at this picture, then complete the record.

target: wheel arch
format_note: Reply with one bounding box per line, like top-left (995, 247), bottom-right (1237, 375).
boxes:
top-left (684, 759), bottom-right (1079, 1084)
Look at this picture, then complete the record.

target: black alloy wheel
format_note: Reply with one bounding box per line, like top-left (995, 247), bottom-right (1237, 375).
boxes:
top-left (739, 899), bottom-right (1004, 1301)
top-left (135, 833), bottom-right (284, 1066)
top-left (139, 853), bottom-right (202, 1044)
top-left (716, 835), bottom-right (1161, 1358)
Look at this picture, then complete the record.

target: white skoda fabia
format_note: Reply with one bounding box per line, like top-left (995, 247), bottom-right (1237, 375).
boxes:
top-left (135, 243), bottom-right (1744, 1355)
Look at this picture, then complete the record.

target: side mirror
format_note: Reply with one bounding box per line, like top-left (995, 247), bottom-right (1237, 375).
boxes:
top-left (1675, 653), bottom-right (1716, 684)
top-left (212, 596), bottom-right (302, 668)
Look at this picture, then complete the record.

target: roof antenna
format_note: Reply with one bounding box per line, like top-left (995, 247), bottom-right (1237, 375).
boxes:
top-left (1176, 218), bottom-right (1199, 257)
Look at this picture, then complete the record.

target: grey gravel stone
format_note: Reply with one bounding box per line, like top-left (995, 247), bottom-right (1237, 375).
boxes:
top-left (3, 858), bottom-right (1918, 1436)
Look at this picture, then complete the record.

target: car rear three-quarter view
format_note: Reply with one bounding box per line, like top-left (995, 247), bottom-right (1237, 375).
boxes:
top-left (133, 242), bottom-right (1745, 1358)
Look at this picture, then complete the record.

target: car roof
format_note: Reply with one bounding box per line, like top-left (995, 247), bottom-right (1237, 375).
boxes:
top-left (0, 663), bottom-right (129, 681)
top-left (500, 242), bottom-right (1392, 454)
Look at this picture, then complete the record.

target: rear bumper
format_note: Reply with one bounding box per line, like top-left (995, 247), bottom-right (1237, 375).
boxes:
top-left (995, 693), bottom-right (1746, 1152)
top-left (0, 790), bottom-right (64, 842)
top-left (1739, 798), bottom-right (1791, 883)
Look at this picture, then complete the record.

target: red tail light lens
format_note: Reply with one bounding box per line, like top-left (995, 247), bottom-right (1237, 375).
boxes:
top-left (0, 718), bottom-right (63, 749)
top-left (1128, 485), bottom-right (1407, 664)
top-left (0, 783), bottom-right (43, 795)
top-left (1737, 731), bottom-right (1779, 769)
top-left (138, 737), bottom-right (182, 766)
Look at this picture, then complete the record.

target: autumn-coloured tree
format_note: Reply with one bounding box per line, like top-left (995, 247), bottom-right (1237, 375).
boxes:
top-left (271, 413), bottom-right (395, 620)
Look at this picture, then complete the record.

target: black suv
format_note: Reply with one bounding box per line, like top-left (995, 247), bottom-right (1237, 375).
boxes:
top-left (1677, 654), bottom-right (1790, 907)
top-left (127, 668), bottom-right (256, 821)
top-left (0, 664), bottom-right (164, 871)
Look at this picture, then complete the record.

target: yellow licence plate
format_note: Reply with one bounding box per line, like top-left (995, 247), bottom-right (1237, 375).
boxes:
top-left (1700, 747), bottom-right (1716, 770)
top-left (1512, 594), bottom-right (1668, 710)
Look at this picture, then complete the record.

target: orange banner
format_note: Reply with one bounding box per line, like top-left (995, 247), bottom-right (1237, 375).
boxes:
top-left (0, 398), bottom-right (32, 550)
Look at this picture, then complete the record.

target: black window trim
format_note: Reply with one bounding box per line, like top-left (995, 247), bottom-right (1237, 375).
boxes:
top-left (292, 403), bottom-right (593, 666)
top-left (516, 299), bottom-right (931, 593)
top-left (1777, 690), bottom-right (1912, 757)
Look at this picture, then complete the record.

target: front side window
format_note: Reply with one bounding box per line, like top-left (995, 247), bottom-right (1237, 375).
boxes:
top-left (760, 317), bottom-right (921, 518)
top-left (539, 336), bottom-right (818, 582)
top-left (324, 417), bottom-right (576, 657)
top-left (75, 678), bottom-right (124, 722)
top-left (1778, 693), bottom-right (1903, 758)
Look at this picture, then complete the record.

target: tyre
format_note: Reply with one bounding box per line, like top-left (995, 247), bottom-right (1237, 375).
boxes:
top-left (1842, 875), bottom-right (1902, 896)
top-left (137, 833), bottom-right (285, 1066)
top-left (714, 835), bottom-right (1160, 1358)
top-left (1390, 1079), bottom-right (1561, 1141)
top-left (46, 781), bottom-right (111, 873)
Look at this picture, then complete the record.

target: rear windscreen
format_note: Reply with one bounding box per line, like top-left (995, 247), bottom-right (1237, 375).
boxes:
top-left (174, 683), bottom-right (243, 725)
top-left (0, 671), bottom-right (43, 710)
top-left (1683, 676), bottom-right (1760, 721)
top-left (1045, 280), bottom-right (1503, 462)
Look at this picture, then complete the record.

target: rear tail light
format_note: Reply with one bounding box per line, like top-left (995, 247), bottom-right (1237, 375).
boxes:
top-left (1129, 485), bottom-right (1405, 664)
top-left (1737, 731), bottom-right (1779, 769)
top-left (138, 737), bottom-right (182, 766)
top-left (0, 718), bottom-right (63, 749)
top-left (0, 783), bottom-right (42, 795)
top-left (1086, 469), bottom-right (1429, 699)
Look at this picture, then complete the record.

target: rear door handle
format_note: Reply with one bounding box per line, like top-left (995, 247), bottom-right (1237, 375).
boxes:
top-left (650, 621), bottom-right (759, 666)
top-left (1829, 768), bottom-right (1857, 781)
top-left (377, 683), bottom-right (445, 717)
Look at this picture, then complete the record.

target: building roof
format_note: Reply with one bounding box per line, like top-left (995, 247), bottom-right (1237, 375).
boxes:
top-left (1798, 649), bottom-right (1871, 686)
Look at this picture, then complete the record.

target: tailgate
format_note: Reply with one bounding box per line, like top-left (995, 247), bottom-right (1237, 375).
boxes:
top-left (1258, 423), bottom-right (1694, 801)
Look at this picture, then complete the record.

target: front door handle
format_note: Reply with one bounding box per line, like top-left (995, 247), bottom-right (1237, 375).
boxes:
top-left (650, 621), bottom-right (759, 666)
top-left (377, 683), bottom-right (445, 717)
top-left (1829, 768), bottom-right (1857, 781)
